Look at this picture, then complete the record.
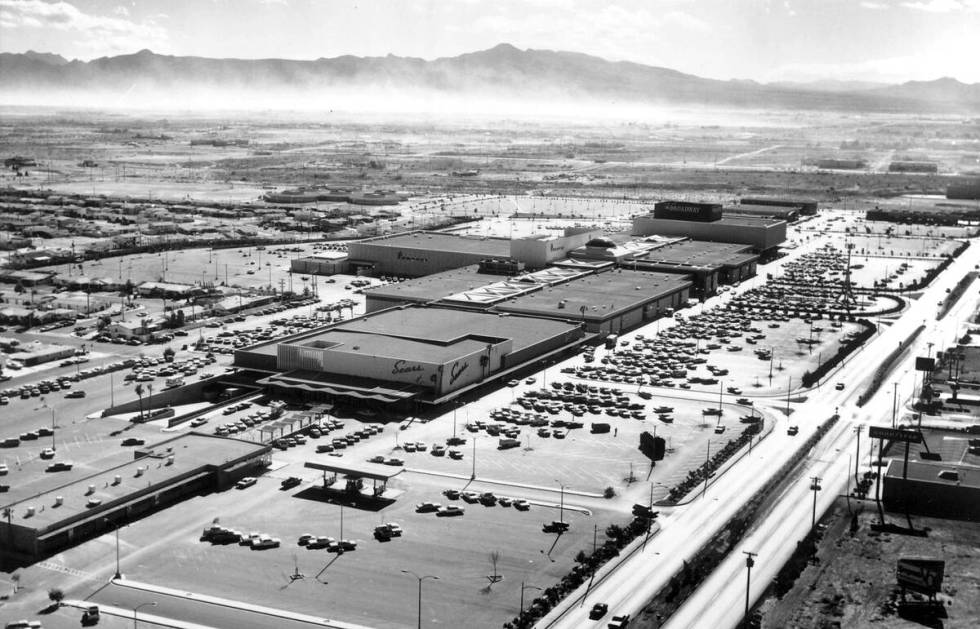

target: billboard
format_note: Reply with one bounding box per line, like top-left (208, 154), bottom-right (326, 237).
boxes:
top-left (897, 558), bottom-right (945, 595)
top-left (869, 426), bottom-right (923, 443)
top-left (915, 356), bottom-right (936, 372)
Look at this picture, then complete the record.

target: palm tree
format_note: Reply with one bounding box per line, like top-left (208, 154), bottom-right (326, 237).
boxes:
top-left (135, 383), bottom-right (145, 422)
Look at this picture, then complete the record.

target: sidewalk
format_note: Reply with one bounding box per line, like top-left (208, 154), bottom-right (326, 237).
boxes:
top-left (111, 577), bottom-right (375, 629)
top-left (404, 467), bottom-right (604, 498)
top-left (62, 599), bottom-right (215, 629)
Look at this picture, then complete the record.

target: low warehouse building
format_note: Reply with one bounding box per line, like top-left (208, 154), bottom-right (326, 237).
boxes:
top-left (237, 306), bottom-right (586, 407)
top-left (347, 232), bottom-right (512, 277)
top-left (361, 265), bottom-right (587, 313)
top-left (494, 269), bottom-right (692, 334)
top-left (882, 460), bottom-right (980, 521)
top-left (290, 251), bottom-right (350, 276)
top-left (726, 203), bottom-right (799, 222)
top-left (0, 433), bottom-right (270, 561)
top-left (739, 197), bottom-right (818, 216)
top-left (632, 213), bottom-right (786, 256)
top-left (628, 240), bottom-right (758, 297)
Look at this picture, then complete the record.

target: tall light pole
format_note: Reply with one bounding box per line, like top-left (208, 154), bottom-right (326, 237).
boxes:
top-left (853, 425), bottom-right (863, 486)
top-left (520, 581), bottom-right (542, 619)
top-left (810, 476), bottom-right (822, 529)
top-left (892, 381), bottom-right (899, 428)
top-left (133, 601), bottom-right (157, 629)
top-left (743, 551), bottom-right (757, 621)
top-left (555, 480), bottom-right (566, 525)
top-left (401, 570), bottom-right (438, 629)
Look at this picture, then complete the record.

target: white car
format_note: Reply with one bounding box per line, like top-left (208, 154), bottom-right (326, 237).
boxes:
top-left (236, 476), bottom-right (258, 489)
top-left (251, 535), bottom-right (281, 549)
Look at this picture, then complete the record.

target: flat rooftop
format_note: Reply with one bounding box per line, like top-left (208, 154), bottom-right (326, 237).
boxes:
top-left (495, 270), bottom-right (691, 322)
top-left (354, 232), bottom-right (511, 256)
top-left (7, 433), bottom-right (268, 531)
top-left (287, 306), bottom-right (581, 357)
top-left (304, 460), bottom-right (405, 481)
top-left (637, 240), bottom-right (758, 269)
top-left (364, 265), bottom-right (589, 306)
top-left (363, 265), bottom-right (493, 303)
top-left (885, 459), bottom-right (980, 489)
top-left (636, 215), bottom-right (784, 227)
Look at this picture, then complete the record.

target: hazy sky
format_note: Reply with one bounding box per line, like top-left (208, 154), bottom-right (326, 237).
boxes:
top-left (2, 0), bottom-right (979, 83)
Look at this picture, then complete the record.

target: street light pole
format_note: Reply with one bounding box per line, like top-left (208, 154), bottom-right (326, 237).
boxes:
top-left (133, 601), bottom-right (157, 629)
top-left (520, 581), bottom-right (542, 619)
top-left (401, 570), bottom-right (438, 629)
top-left (810, 476), bottom-right (822, 529)
top-left (892, 382), bottom-right (898, 428)
top-left (114, 522), bottom-right (121, 579)
top-left (743, 551), bottom-right (757, 621)
top-left (853, 425), bottom-right (863, 486)
top-left (555, 480), bottom-right (566, 524)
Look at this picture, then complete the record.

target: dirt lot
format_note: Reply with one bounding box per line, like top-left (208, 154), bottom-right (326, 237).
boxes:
top-left (757, 500), bottom-right (980, 629)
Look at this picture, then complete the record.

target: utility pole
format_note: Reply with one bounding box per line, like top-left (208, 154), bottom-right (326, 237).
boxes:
top-left (786, 376), bottom-right (792, 415)
top-left (702, 442), bottom-right (711, 498)
top-left (810, 476), bottom-right (822, 529)
top-left (892, 382), bottom-right (899, 428)
top-left (743, 550), bottom-right (757, 621)
top-left (854, 425), bottom-right (863, 486)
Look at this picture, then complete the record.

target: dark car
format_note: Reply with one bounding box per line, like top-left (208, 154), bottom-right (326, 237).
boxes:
top-left (46, 461), bottom-right (73, 472)
top-left (542, 520), bottom-right (570, 534)
top-left (65, 390), bottom-right (87, 398)
top-left (121, 438), bottom-right (146, 446)
top-left (589, 602), bottom-right (608, 620)
top-left (280, 476), bottom-right (302, 490)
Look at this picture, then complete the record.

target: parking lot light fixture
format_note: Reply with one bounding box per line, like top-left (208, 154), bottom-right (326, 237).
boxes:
top-left (520, 581), bottom-right (542, 617)
top-left (133, 601), bottom-right (157, 629)
top-left (401, 570), bottom-right (438, 629)
top-left (555, 480), bottom-right (567, 524)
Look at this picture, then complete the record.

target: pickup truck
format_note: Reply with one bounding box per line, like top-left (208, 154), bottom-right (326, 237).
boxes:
top-left (608, 614), bottom-right (631, 628)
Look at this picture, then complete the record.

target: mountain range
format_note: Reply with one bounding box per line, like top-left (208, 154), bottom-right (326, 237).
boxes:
top-left (2, 44), bottom-right (978, 114)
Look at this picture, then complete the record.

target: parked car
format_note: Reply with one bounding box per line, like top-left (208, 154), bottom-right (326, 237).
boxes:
top-left (236, 476), bottom-right (258, 489)
top-left (436, 505), bottom-right (465, 517)
top-left (416, 501), bottom-right (441, 513)
top-left (250, 535), bottom-right (281, 549)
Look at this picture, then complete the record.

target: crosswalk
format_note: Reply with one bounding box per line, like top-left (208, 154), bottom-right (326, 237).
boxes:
top-left (36, 560), bottom-right (92, 579)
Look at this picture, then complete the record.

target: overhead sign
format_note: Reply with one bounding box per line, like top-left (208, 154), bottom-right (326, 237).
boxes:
top-left (897, 558), bottom-right (944, 595)
top-left (915, 357), bottom-right (935, 372)
top-left (869, 426), bottom-right (923, 443)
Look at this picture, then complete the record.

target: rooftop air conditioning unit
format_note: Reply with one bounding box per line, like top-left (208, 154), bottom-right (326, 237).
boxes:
top-left (54, 496), bottom-right (63, 507)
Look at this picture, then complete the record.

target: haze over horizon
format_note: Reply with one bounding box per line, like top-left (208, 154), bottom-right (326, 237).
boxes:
top-left (1, 0), bottom-right (979, 85)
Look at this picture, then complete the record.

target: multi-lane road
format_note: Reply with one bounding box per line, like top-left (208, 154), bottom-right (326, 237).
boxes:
top-left (542, 228), bottom-right (980, 629)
